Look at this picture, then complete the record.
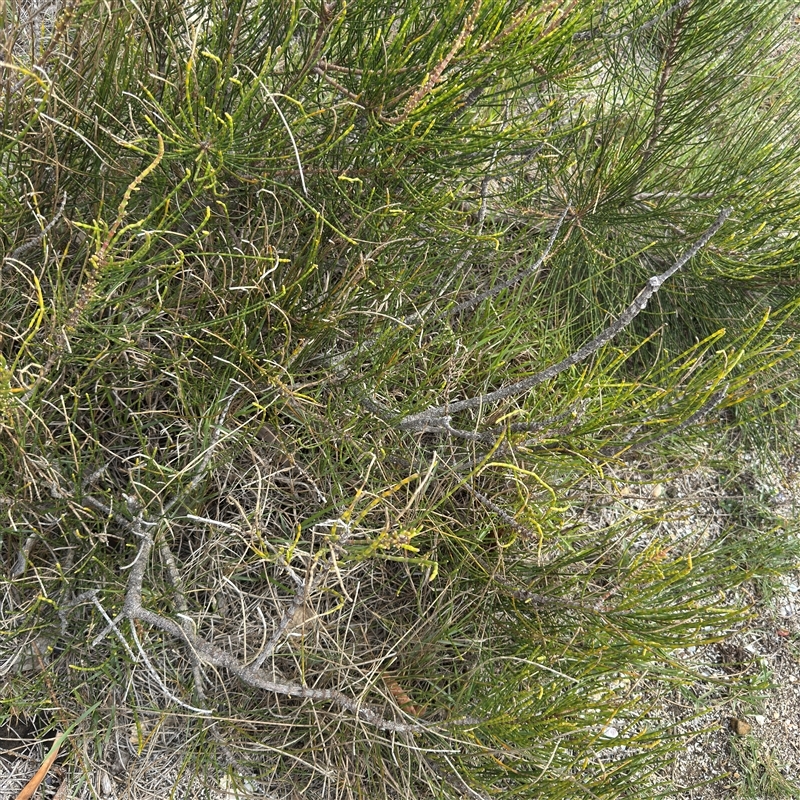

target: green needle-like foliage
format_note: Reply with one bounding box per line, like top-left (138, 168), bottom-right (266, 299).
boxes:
top-left (2, 1), bottom-right (800, 798)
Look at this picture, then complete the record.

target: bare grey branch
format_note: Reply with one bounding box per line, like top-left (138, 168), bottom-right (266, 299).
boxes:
top-left (400, 207), bottom-right (732, 432)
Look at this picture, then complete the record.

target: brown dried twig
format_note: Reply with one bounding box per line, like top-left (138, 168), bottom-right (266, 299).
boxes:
top-left (13, 704), bottom-right (99, 800)
top-left (13, 737), bottom-right (63, 800)
top-left (382, 0), bottom-right (482, 124)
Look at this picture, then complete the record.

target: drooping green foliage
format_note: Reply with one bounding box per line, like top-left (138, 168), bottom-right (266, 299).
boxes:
top-left (2, 1), bottom-right (800, 797)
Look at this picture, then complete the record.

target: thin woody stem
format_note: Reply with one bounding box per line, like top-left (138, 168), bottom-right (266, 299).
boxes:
top-left (400, 207), bottom-right (732, 431)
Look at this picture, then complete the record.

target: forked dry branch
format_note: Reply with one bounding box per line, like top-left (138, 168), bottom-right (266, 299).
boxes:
top-left (54, 428), bottom-right (472, 739)
top-left (78, 485), bottom-right (449, 734)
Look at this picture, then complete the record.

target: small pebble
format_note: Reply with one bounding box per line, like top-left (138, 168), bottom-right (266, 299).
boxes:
top-left (754, 715), bottom-right (766, 726)
top-left (601, 725), bottom-right (619, 739)
top-left (730, 718), bottom-right (751, 736)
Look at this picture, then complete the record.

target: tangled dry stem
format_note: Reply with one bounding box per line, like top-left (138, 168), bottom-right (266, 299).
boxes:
top-left (54, 402), bottom-right (453, 736)
top-left (66, 414), bottom-right (470, 738)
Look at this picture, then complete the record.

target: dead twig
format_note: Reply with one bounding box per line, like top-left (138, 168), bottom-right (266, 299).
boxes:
top-left (77, 489), bottom-right (467, 734)
top-left (14, 737), bottom-right (63, 800)
top-left (13, 704), bottom-right (100, 800)
top-left (399, 207), bottom-right (732, 432)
